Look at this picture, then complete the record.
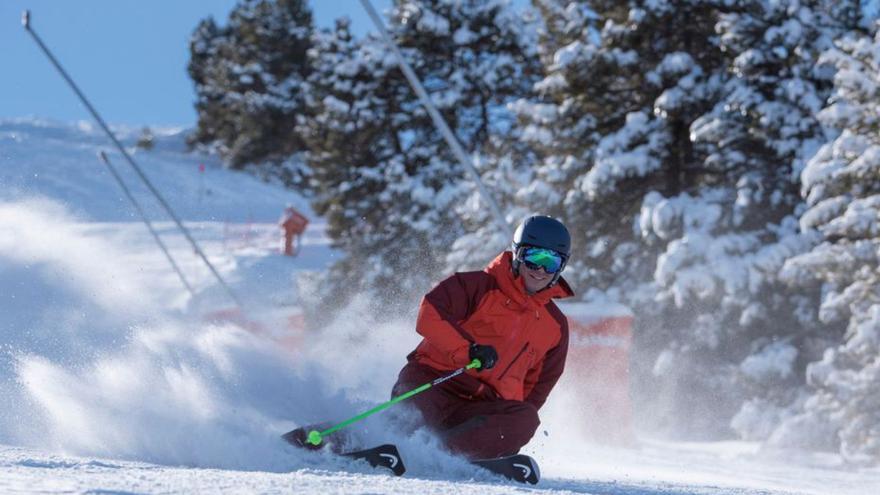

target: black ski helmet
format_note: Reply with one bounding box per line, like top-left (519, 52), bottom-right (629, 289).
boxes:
top-left (511, 215), bottom-right (571, 286)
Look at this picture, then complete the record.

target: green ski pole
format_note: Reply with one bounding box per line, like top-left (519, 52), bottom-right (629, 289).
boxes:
top-left (304, 358), bottom-right (483, 447)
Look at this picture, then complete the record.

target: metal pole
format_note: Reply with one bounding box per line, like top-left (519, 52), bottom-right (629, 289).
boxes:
top-left (98, 151), bottom-right (196, 297)
top-left (359, 0), bottom-right (510, 236)
top-left (22, 11), bottom-right (243, 309)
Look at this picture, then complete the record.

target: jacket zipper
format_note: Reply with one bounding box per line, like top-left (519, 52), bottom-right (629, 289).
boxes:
top-left (497, 343), bottom-right (529, 380)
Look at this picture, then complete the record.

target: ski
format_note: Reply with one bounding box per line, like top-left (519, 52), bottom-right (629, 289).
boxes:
top-left (282, 426), bottom-right (406, 476)
top-left (472, 453), bottom-right (540, 485)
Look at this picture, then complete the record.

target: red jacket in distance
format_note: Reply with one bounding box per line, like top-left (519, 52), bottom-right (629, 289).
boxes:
top-left (409, 251), bottom-right (574, 409)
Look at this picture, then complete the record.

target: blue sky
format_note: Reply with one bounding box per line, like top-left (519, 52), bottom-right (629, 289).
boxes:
top-left (0, 1), bottom-right (390, 127)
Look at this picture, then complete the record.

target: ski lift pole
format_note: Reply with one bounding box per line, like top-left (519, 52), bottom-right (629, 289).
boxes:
top-left (22, 11), bottom-right (243, 309)
top-left (98, 151), bottom-right (196, 297)
top-left (301, 359), bottom-right (483, 447)
top-left (359, 0), bottom-right (510, 236)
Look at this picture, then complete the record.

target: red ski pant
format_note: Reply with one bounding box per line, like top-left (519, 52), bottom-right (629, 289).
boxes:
top-left (392, 362), bottom-right (540, 460)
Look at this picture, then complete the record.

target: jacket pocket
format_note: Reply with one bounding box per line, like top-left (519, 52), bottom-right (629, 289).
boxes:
top-left (497, 342), bottom-right (531, 381)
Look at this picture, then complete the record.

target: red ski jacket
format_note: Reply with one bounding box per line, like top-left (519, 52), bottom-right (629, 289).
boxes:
top-left (408, 251), bottom-right (574, 408)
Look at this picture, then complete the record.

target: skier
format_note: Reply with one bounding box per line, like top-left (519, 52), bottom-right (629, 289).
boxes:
top-left (279, 205), bottom-right (309, 256)
top-left (392, 215), bottom-right (574, 460)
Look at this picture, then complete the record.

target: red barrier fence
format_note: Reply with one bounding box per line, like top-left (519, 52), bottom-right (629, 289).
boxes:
top-left (558, 302), bottom-right (635, 446)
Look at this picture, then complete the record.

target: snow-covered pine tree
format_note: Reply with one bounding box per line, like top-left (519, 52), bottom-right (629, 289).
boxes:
top-left (510, 0), bottom-right (748, 437)
top-left (296, 18), bottom-right (433, 315)
top-left (778, 21), bottom-right (880, 463)
top-left (635, 0), bottom-right (858, 440)
top-left (441, 3), bottom-right (545, 270)
top-left (505, 0), bottom-right (855, 440)
top-left (508, 0), bottom-right (747, 303)
top-left (688, 0), bottom-right (866, 447)
top-left (188, 0), bottom-right (313, 170)
top-left (298, 1), bottom-right (540, 310)
top-left (509, 0), bottom-right (673, 291)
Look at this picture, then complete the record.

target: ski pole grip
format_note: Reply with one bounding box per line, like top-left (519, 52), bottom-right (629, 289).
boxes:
top-left (467, 358), bottom-right (481, 370)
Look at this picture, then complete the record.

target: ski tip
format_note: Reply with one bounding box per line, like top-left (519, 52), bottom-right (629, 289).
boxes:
top-left (22, 10), bottom-right (31, 29)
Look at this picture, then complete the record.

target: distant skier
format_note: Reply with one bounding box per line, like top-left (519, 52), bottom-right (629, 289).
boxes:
top-left (279, 205), bottom-right (309, 256)
top-left (392, 215), bottom-right (574, 460)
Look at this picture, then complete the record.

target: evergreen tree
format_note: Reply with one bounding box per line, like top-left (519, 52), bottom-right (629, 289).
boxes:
top-left (644, 0), bottom-right (856, 439)
top-left (508, 0), bottom-right (732, 292)
top-left (188, 0), bottom-right (313, 170)
top-left (780, 25), bottom-right (880, 463)
top-left (511, 0), bottom-right (742, 437)
top-left (443, 3), bottom-right (545, 270)
top-left (298, 1), bottom-right (540, 310)
top-left (505, 0), bottom-right (855, 439)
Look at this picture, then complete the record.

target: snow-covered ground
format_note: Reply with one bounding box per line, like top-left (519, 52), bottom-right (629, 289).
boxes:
top-left (1, 119), bottom-right (877, 493)
top-left (0, 440), bottom-right (872, 495)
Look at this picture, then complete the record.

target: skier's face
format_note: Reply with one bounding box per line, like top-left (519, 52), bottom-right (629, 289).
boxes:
top-left (521, 261), bottom-right (553, 294)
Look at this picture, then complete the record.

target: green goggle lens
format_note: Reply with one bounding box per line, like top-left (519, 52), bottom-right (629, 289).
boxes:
top-left (520, 247), bottom-right (564, 274)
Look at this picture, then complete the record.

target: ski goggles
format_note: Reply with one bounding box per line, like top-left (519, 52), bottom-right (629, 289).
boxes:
top-left (519, 247), bottom-right (565, 274)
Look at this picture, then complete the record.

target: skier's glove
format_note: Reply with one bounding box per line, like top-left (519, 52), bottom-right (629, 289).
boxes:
top-left (469, 343), bottom-right (498, 371)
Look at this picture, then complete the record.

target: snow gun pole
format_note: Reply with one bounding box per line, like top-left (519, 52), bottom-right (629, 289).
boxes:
top-left (359, 0), bottom-right (510, 237)
top-left (98, 151), bottom-right (196, 298)
top-left (22, 11), bottom-right (243, 309)
top-left (305, 359), bottom-right (483, 446)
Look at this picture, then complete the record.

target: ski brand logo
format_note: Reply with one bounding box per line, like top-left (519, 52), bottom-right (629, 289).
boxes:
top-left (379, 453), bottom-right (399, 468)
top-left (513, 462), bottom-right (531, 479)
